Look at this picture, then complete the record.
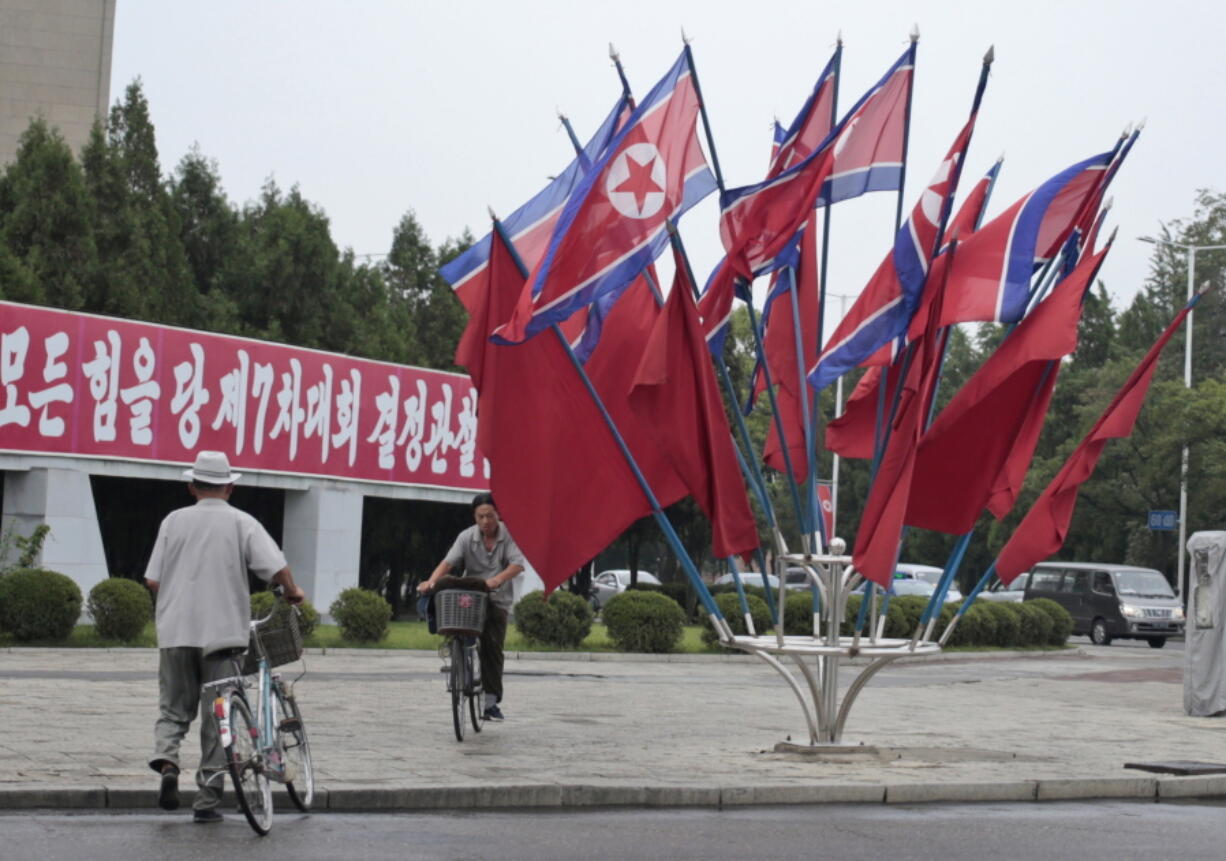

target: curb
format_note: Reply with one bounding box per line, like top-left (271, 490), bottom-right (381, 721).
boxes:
top-left (3, 775), bottom-right (1224, 812)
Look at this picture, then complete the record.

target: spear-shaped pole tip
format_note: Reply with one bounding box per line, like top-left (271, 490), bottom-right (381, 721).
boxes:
top-left (1121, 122), bottom-right (1132, 138)
top-left (487, 206), bottom-right (498, 222)
top-left (909, 23), bottom-right (920, 42)
top-left (997, 150), bottom-right (1006, 163)
top-left (556, 106), bottom-right (567, 123)
top-left (1199, 279), bottom-right (1214, 296)
top-left (1106, 225), bottom-right (1119, 245)
top-left (1103, 196), bottom-right (1114, 211)
top-left (608, 42), bottom-right (619, 62)
top-left (1137, 116), bottom-right (1148, 131)
top-left (983, 45), bottom-right (995, 64)
top-left (681, 26), bottom-right (691, 45)
top-left (836, 29), bottom-right (843, 46)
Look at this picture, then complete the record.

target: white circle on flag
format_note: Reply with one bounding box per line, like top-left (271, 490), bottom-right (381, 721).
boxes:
top-left (605, 143), bottom-right (667, 219)
top-left (821, 498), bottom-right (833, 513)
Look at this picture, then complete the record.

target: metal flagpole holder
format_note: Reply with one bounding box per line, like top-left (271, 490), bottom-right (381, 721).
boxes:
top-left (719, 536), bottom-right (941, 746)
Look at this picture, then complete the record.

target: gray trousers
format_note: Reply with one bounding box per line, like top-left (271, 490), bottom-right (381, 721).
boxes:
top-left (150, 647), bottom-right (236, 810)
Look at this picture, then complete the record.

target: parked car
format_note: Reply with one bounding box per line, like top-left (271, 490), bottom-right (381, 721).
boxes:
top-left (853, 578), bottom-right (937, 599)
top-left (894, 563), bottom-right (963, 603)
top-left (712, 571), bottom-right (780, 590)
top-left (784, 567), bottom-right (815, 588)
top-left (589, 569), bottom-right (661, 610)
top-left (980, 572), bottom-right (1029, 603)
top-left (1022, 562), bottom-right (1185, 647)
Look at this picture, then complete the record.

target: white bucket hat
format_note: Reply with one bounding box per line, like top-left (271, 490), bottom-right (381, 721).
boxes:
top-left (182, 450), bottom-right (242, 484)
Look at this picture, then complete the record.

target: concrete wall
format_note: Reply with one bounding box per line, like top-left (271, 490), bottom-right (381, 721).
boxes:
top-left (0, 0), bottom-right (115, 165)
top-left (0, 453), bottom-right (473, 616)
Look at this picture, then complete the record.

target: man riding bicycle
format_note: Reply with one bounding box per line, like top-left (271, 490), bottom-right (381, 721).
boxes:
top-left (418, 492), bottom-right (524, 720)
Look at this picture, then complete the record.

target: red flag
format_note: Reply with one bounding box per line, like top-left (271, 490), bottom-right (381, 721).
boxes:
top-left (943, 157), bottom-right (1001, 244)
top-left (456, 228), bottom-right (686, 590)
top-left (629, 246), bottom-right (760, 559)
top-left (995, 299), bottom-right (1195, 583)
top-left (851, 248), bottom-right (951, 587)
top-left (824, 362), bottom-right (904, 460)
top-left (760, 224), bottom-right (821, 481)
top-left (904, 244), bottom-right (1112, 535)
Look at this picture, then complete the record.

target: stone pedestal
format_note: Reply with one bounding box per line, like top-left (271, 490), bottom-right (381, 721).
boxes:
top-left (282, 486), bottom-right (363, 617)
top-left (1, 467), bottom-right (109, 609)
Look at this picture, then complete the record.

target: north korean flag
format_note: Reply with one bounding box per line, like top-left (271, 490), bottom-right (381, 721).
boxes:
top-left (808, 115), bottom-right (975, 392)
top-left (494, 51), bottom-right (716, 345)
top-left (439, 95), bottom-right (631, 313)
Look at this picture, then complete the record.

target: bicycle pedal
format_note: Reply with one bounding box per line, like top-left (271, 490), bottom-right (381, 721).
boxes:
top-left (278, 718), bottom-right (301, 733)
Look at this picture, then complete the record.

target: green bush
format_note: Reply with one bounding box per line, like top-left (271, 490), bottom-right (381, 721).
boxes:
top-left (840, 592), bottom-right (908, 639)
top-left (514, 590), bottom-right (593, 648)
top-left (602, 590), bottom-right (685, 653)
top-left (701, 592), bottom-right (772, 647)
top-left (980, 602), bottom-right (1021, 647)
top-left (1027, 597), bottom-right (1074, 646)
top-left (784, 590), bottom-right (819, 635)
top-left (940, 602), bottom-right (997, 647)
top-left (0, 568), bottom-right (82, 641)
top-left (1015, 601), bottom-right (1055, 646)
top-left (250, 590), bottom-right (320, 639)
top-left (329, 588), bottom-right (392, 643)
top-left (891, 595), bottom-right (931, 638)
top-left (629, 581), bottom-right (690, 617)
top-left (87, 577), bottom-right (152, 642)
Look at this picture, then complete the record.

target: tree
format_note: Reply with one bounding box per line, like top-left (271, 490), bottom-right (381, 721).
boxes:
top-left (382, 213), bottom-right (468, 370)
top-left (81, 81), bottom-right (197, 325)
top-left (0, 117), bottom-right (96, 308)
top-left (170, 147), bottom-right (241, 329)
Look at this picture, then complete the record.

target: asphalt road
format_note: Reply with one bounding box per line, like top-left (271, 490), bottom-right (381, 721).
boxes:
top-left (2, 800), bottom-right (1223, 861)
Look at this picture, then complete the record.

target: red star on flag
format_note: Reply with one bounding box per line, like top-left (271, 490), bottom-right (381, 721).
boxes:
top-left (612, 153), bottom-right (663, 214)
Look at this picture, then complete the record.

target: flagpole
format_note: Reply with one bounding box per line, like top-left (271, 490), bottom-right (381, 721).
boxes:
top-left (490, 216), bottom-right (726, 624)
top-left (807, 37), bottom-right (843, 551)
top-left (892, 29), bottom-right (919, 235)
top-left (682, 39), bottom-right (725, 192)
top-left (683, 37), bottom-right (811, 571)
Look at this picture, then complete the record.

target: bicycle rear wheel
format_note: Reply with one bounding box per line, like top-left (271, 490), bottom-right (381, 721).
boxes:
top-left (467, 640), bottom-right (484, 733)
top-left (450, 638), bottom-right (466, 741)
top-left (226, 694), bottom-right (272, 835)
top-left (274, 683), bottom-right (314, 811)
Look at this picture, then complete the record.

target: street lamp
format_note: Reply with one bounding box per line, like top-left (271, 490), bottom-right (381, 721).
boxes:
top-left (1137, 236), bottom-right (1226, 602)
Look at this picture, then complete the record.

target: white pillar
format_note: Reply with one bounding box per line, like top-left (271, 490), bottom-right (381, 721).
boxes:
top-left (1, 467), bottom-right (109, 609)
top-left (282, 486), bottom-right (363, 618)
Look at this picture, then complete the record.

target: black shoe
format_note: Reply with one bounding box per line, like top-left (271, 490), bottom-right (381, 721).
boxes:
top-left (193, 808), bottom-right (224, 823)
top-left (483, 704), bottom-right (505, 720)
top-left (157, 768), bottom-right (180, 811)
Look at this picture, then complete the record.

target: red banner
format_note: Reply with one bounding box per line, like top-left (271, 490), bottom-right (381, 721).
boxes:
top-left (0, 301), bottom-right (489, 491)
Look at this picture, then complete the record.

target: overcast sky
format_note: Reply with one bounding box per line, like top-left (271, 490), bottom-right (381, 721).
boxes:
top-left (109, 0), bottom-right (1223, 328)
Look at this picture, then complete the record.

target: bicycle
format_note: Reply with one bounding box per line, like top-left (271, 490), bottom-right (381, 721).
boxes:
top-left (202, 590), bottom-right (314, 835)
top-left (434, 585), bottom-right (488, 742)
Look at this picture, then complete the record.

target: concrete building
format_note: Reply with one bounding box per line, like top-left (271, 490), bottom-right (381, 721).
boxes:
top-left (0, 0), bottom-right (115, 165)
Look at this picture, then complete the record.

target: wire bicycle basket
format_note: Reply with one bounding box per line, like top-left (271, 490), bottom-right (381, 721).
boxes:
top-left (241, 602), bottom-right (304, 675)
top-left (435, 589), bottom-right (487, 636)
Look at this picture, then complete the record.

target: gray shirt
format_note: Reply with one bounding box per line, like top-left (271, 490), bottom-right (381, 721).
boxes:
top-left (444, 523), bottom-right (525, 611)
top-left (145, 498), bottom-right (287, 653)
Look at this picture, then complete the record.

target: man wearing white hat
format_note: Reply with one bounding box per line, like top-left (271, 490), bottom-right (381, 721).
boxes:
top-left (144, 450), bottom-right (304, 823)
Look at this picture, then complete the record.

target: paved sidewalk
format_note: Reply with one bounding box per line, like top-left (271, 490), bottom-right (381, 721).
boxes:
top-left (2, 641), bottom-right (1224, 811)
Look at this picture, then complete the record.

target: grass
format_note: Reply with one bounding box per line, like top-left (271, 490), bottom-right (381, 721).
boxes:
top-left (0, 620), bottom-right (719, 653)
top-left (0, 620), bottom-right (1070, 654)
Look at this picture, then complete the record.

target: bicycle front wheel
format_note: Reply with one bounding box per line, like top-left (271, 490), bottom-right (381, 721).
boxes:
top-left (450, 638), bottom-right (466, 741)
top-left (226, 694), bottom-right (272, 835)
top-left (467, 641), bottom-right (484, 733)
top-left (274, 683), bottom-right (314, 811)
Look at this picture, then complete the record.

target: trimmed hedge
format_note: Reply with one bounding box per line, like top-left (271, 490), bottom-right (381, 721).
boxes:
top-left (627, 581), bottom-right (690, 617)
top-left (0, 568), bottom-right (82, 641)
top-left (329, 588), bottom-right (392, 643)
top-left (784, 590), bottom-right (818, 635)
top-left (514, 589), bottom-right (594, 647)
top-left (602, 590), bottom-right (685, 653)
top-left (250, 590), bottom-right (320, 639)
top-left (980, 601), bottom-right (1021, 647)
top-left (88, 577), bottom-right (152, 642)
top-left (702, 592), bottom-right (772, 647)
top-left (1027, 597), bottom-right (1074, 646)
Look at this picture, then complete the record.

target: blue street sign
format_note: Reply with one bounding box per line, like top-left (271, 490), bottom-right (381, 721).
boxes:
top-left (1148, 510), bottom-right (1178, 531)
